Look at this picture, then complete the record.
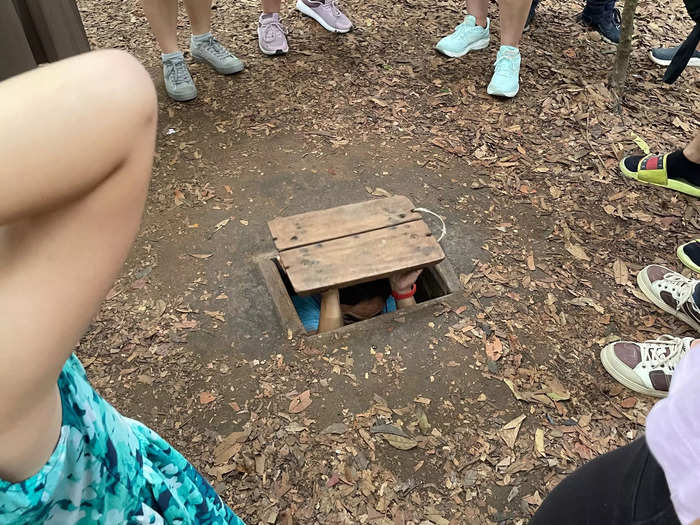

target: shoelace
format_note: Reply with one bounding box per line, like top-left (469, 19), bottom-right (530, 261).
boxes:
top-left (262, 19), bottom-right (287, 42)
top-left (326, 0), bottom-right (342, 18)
top-left (639, 335), bottom-right (688, 369)
top-left (493, 53), bottom-right (517, 76)
top-left (612, 8), bottom-right (621, 27)
top-left (200, 36), bottom-right (231, 59)
top-left (166, 59), bottom-right (190, 85)
top-left (455, 18), bottom-right (478, 36)
top-left (662, 272), bottom-right (696, 311)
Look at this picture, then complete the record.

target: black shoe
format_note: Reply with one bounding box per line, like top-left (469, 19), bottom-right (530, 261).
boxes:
top-left (580, 7), bottom-right (621, 44)
top-left (524, 0), bottom-right (539, 32)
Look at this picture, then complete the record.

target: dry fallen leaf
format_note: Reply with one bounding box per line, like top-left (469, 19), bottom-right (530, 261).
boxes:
top-left (380, 433), bottom-right (418, 450)
top-left (566, 243), bottom-right (590, 261)
top-left (213, 429), bottom-right (250, 464)
top-left (534, 428), bottom-right (545, 456)
top-left (613, 258), bottom-right (629, 286)
top-left (499, 414), bottom-right (526, 448)
top-left (621, 396), bottom-right (638, 409)
top-left (289, 389), bottom-right (312, 413)
top-left (485, 335), bottom-right (503, 361)
top-left (199, 391), bottom-right (216, 404)
top-left (321, 423), bottom-right (349, 435)
top-left (189, 253), bottom-right (214, 259)
top-left (567, 296), bottom-right (605, 314)
top-left (527, 253), bottom-right (535, 271)
top-left (204, 310), bottom-right (226, 322)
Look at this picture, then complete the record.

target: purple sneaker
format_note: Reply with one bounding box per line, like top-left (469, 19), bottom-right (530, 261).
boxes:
top-left (295, 0), bottom-right (352, 33)
top-left (258, 13), bottom-right (289, 55)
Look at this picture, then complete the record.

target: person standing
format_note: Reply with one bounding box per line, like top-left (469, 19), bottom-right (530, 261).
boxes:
top-left (434, 0), bottom-right (531, 98)
top-left (142, 0), bottom-right (244, 101)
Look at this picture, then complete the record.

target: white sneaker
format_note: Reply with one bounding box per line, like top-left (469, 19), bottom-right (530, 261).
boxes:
top-left (600, 335), bottom-right (694, 397)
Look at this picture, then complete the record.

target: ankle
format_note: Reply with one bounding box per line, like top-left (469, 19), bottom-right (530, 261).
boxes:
top-left (161, 50), bottom-right (183, 62)
top-left (473, 15), bottom-right (487, 28)
top-left (667, 149), bottom-right (700, 183)
top-left (191, 32), bottom-right (212, 45)
top-left (683, 145), bottom-right (700, 164)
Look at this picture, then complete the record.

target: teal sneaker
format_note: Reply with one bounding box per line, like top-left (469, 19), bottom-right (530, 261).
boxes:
top-left (435, 15), bottom-right (490, 58)
top-left (487, 45), bottom-right (521, 98)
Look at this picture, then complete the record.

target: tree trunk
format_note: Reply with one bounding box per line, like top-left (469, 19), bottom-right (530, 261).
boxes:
top-left (609, 0), bottom-right (640, 101)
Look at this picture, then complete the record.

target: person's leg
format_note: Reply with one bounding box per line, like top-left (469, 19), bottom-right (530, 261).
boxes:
top-left (684, 131), bottom-right (700, 163)
top-left (258, 0), bottom-right (289, 55)
top-left (581, 0), bottom-right (620, 43)
top-left (531, 438), bottom-right (680, 524)
top-left (185, 0), bottom-right (245, 74)
top-left (665, 131), bottom-right (700, 185)
top-left (467, 0), bottom-right (488, 27)
top-left (0, 50), bottom-right (157, 482)
top-left (486, 0), bottom-right (528, 97)
top-left (498, 0), bottom-right (530, 47)
top-left (262, 0), bottom-right (282, 14)
top-left (296, 0), bottom-right (353, 33)
top-left (182, 0), bottom-right (212, 34)
top-left (142, 0), bottom-right (197, 101)
top-left (434, 0), bottom-right (490, 58)
top-left (142, 0), bottom-right (179, 53)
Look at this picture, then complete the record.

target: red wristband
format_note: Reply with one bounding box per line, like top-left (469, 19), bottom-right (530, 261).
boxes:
top-left (392, 283), bottom-right (417, 300)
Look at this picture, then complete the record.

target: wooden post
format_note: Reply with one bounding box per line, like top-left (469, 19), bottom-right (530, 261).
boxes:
top-left (0, 2), bottom-right (36, 80)
top-left (1, 0), bottom-right (89, 81)
top-left (318, 288), bottom-right (343, 333)
top-left (609, 0), bottom-right (640, 104)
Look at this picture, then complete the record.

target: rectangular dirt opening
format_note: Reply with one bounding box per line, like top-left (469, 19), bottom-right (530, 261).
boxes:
top-left (258, 254), bottom-right (461, 336)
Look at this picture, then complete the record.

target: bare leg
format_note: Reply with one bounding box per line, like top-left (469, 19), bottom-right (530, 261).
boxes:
top-left (0, 50), bottom-right (156, 482)
top-left (142, 0), bottom-right (179, 53)
top-left (183, 0), bottom-right (212, 35)
top-left (684, 132), bottom-right (700, 164)
top-left (318, 289), bottom-right (343, 332)
top-left (467, 0), bottom-right (488, 27)
top-left (262, 0), bottom-right (282, 14)
top-left (498, 0), bottom-right (530, 46)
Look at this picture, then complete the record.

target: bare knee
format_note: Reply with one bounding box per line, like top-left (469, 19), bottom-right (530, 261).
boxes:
top-left (88, 50), bottom-right (158, 130)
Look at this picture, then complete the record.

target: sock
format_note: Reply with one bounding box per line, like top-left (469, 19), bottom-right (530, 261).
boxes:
top-left (191, 31), bottom-right (212, 45)
top-left (667, 149), bottom-right (700, 186)
top-left (499, 45), bottom-right (519, 54)
top-left (161, 50), bottom-right (183, 62)
top-left (261, 12), bottom-right (275, 19)
top-left (693, 282), bottom-right (700, 305)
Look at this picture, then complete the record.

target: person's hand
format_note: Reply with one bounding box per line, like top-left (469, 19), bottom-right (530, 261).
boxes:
top-left (389, 269), bottom-right (422, 295)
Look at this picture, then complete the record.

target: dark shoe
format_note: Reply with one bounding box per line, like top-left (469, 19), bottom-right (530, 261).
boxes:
top-left (524, 0), bottom-right (538, 32)
top-left (580, 8), bottom-right (621, 44)
top-left (650, 45), bottom-right (700, 66)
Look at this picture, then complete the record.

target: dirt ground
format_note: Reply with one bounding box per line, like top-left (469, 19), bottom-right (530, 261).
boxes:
top-left (75, 0), bottom-right (698, 523)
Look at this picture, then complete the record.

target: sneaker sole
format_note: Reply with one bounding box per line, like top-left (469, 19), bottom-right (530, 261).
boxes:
top-left (258, 42), bottom-right (289, 56)
top-left (296, 0), bottom-right (351, 33)
top-left (637, 267), bottom-right (700, 333)
top-left (486, 85), bottom-right (518, 98)
top-left (649, 51), bottom-right (700, 67)
top-left (166, 87), bottom-right (198, 102)
top-left (435, 37), bottom-right (490, 58)
top-left (192, 55), bottom-right (245, 75)
top-left (600, 345), bottom-right (667, 398)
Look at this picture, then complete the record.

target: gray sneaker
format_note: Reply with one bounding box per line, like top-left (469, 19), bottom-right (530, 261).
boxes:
top-left (190, 34), bottom-right (245, 75)
top-left (650, 46), bottom-right (700, 67)
top-left (163, 53), bottom-right (197, 102)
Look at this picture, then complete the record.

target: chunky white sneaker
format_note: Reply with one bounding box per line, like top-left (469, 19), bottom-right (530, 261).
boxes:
top-left (601, 335), bottom-right (695, 397)
top-left (637, 265), bottom-right (700, 333)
